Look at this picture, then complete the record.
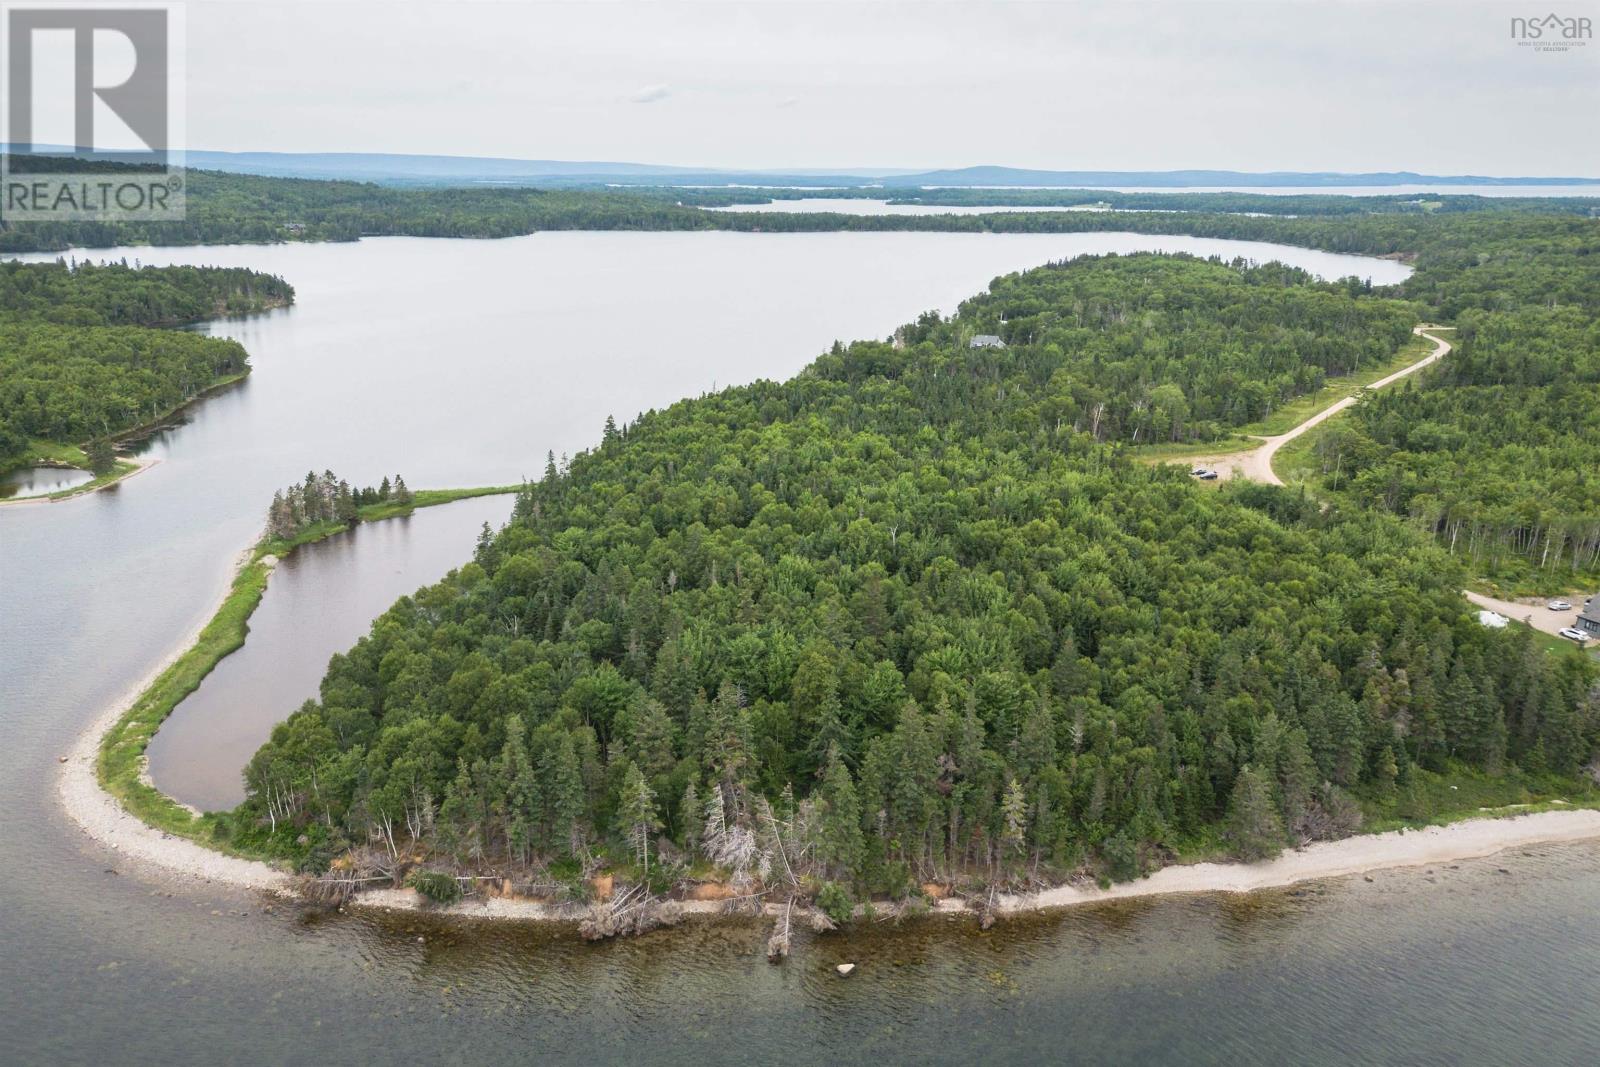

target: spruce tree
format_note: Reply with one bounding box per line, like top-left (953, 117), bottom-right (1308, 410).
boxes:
top-left (1226, 765), bottom-right (1284, 862)
top-left (618, 760), bottom-right (660, 873)
top-left (815, 745), bottom-right (864, 880)
top-left (85, 437), bottom-right (116, 476)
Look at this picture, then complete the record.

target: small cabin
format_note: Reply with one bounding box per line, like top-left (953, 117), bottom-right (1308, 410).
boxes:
top-left (1578, 595), bottom-right (1600, 638)
top-left (969, 334), bottom-right (1006, 349)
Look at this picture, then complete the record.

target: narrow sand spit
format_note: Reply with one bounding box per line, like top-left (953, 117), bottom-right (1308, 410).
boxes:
top-left (56, 548), bottom-right (294, 896)
top-left (0, 454), bottom-right (161, 508)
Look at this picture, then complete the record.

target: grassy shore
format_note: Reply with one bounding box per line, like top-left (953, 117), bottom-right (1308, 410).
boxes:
top-left (95, 483), bottom-right (521, 854)
top-left (1, 370), bottom-right (253, 502)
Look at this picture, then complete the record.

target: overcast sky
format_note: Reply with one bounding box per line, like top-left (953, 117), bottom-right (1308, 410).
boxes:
top-left (177, 1), bottom-right (1600, 174)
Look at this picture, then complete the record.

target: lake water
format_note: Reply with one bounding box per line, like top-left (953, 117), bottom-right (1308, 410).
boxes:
top-left (0, 465), bottom-right (95, 499)
top-left (10, 230), bottom-right (1594, 1062)
top-left (146, 491), bottom-right (515, 811)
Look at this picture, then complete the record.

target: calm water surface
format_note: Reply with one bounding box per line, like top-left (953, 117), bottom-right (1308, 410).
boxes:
top-left (146, 493), bottom-right (514, 811)
top-left (9, 231), bottom-right (1594, 1063)
top-left (0, 465), bottom-right (95, 499)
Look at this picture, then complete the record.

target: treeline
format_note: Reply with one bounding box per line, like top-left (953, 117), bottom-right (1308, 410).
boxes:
top-left (235, 253), bottom-right (1599, 899)
top-left (0, 261), bottom-right (290, 468)
top-left (6, 158), bottom-right (1599, 262)
top-left (0, 258), bottom-right (293, 326)
top-left (867, 254), bottom-right (1419, 442)
top-left (0, 164), bottom-right (722, 253)
top-left (266, 470), bottom-right (413, 541)
top-left (1246, 203), bottom-right (1600, 582)
top-left (681, 186), bottom-right (1600, 218)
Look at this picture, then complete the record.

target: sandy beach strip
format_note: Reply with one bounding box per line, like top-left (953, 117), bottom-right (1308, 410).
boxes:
top-left (55, 547), bottom-right (293, 896)
top-left (56, 553), bottom-right (1600, 918)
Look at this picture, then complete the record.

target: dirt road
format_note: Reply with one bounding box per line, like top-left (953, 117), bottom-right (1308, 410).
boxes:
top-left (1178, 325), bottom-right (1455, 486)
top-left (1464, 590), bottom-right (1590, 641)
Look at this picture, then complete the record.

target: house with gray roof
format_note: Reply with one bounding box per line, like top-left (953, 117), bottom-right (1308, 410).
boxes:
top-left (1578, 594), bottom-right (1600, 638)
top-left (969, 334), bottom-right (1006, 349)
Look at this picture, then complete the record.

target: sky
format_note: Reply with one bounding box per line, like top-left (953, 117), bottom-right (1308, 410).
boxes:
top-left (166, 1), bottom-right (1600, 174)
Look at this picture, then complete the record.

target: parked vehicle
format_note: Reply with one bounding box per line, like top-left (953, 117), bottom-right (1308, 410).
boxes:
top-left (1558, 628), bottom-right (1589, 642)
top-left (1191, 468), bottom-right (1218, 480)
top-left (1547, 600), bottom-right (1572, 611)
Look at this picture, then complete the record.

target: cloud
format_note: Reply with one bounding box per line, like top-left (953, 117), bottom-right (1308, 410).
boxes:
top-left (776, 96), bottom-right (799, 109)
top-left (630, 84), bottom-right (670, 104)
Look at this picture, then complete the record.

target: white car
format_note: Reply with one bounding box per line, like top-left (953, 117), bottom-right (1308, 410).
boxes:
top-left (1547, 600), bottom-right (1572, 611)
top-left (1558, 628), bottom-right (1589, 642)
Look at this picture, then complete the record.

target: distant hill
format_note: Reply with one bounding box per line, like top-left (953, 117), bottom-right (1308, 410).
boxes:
top-left (5, 146), bottom-right (1596, 189)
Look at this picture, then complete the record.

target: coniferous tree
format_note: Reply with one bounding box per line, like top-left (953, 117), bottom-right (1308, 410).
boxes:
top-left (85, 436), bottom-right (116, 476)
top-left (814, 745), bottom-right (864, 880)
top-left (1226, 765), bottom-right (1284, 861)
top-left (618, 760), bottom-right (660, 873)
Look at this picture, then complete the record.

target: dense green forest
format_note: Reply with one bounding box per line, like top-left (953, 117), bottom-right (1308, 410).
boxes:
top-left (888, 255), bottom-right (1418, 441)
top-left (1296, 306), bottom-right (1600, 579)
top-left (234, 247), bottom-right (1600, 906)
top-left (0, 260), bottom-right (292, 467)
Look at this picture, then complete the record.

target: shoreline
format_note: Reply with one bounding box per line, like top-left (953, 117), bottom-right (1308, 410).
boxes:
top-left (59, 660), bottom-right (1600, 920)
top-left (0, 453), bottom-right (162, 507)
top-left (55, 479), bottom-right (1600, 925)
top-left (58, 486), bottom-right (523, 899)
top-left (57, 546), bottom-right (295, 895)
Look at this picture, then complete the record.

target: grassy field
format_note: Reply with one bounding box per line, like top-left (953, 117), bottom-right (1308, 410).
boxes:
top-left (1269, 420), bottom-right (1325, 485)
top-left (1129, 436), bottom-right (1258, 463)
top-left (0, 439), bottom-right (145, 504)
top-left (96, 482), bottom-right (522, 850)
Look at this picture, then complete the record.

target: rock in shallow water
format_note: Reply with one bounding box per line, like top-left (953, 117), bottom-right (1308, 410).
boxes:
top-left (836, 963), bottom-right (856, 977)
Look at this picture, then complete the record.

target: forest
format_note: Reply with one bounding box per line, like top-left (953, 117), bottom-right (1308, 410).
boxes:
top-left (882, 254), bottom-right (1419, 442)
top-left (0, 260), bottom-right (291, 468)
top-left (232, 244), bottom-right (1600, 912)
top-left (1294, 305), bottom-right (1600, 579)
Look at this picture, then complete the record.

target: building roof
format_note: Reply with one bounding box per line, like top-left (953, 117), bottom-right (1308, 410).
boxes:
top-left (970, 334), bottom-right (1005, 348)
top-left (1579, 595), bottom-right (1600, 625)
